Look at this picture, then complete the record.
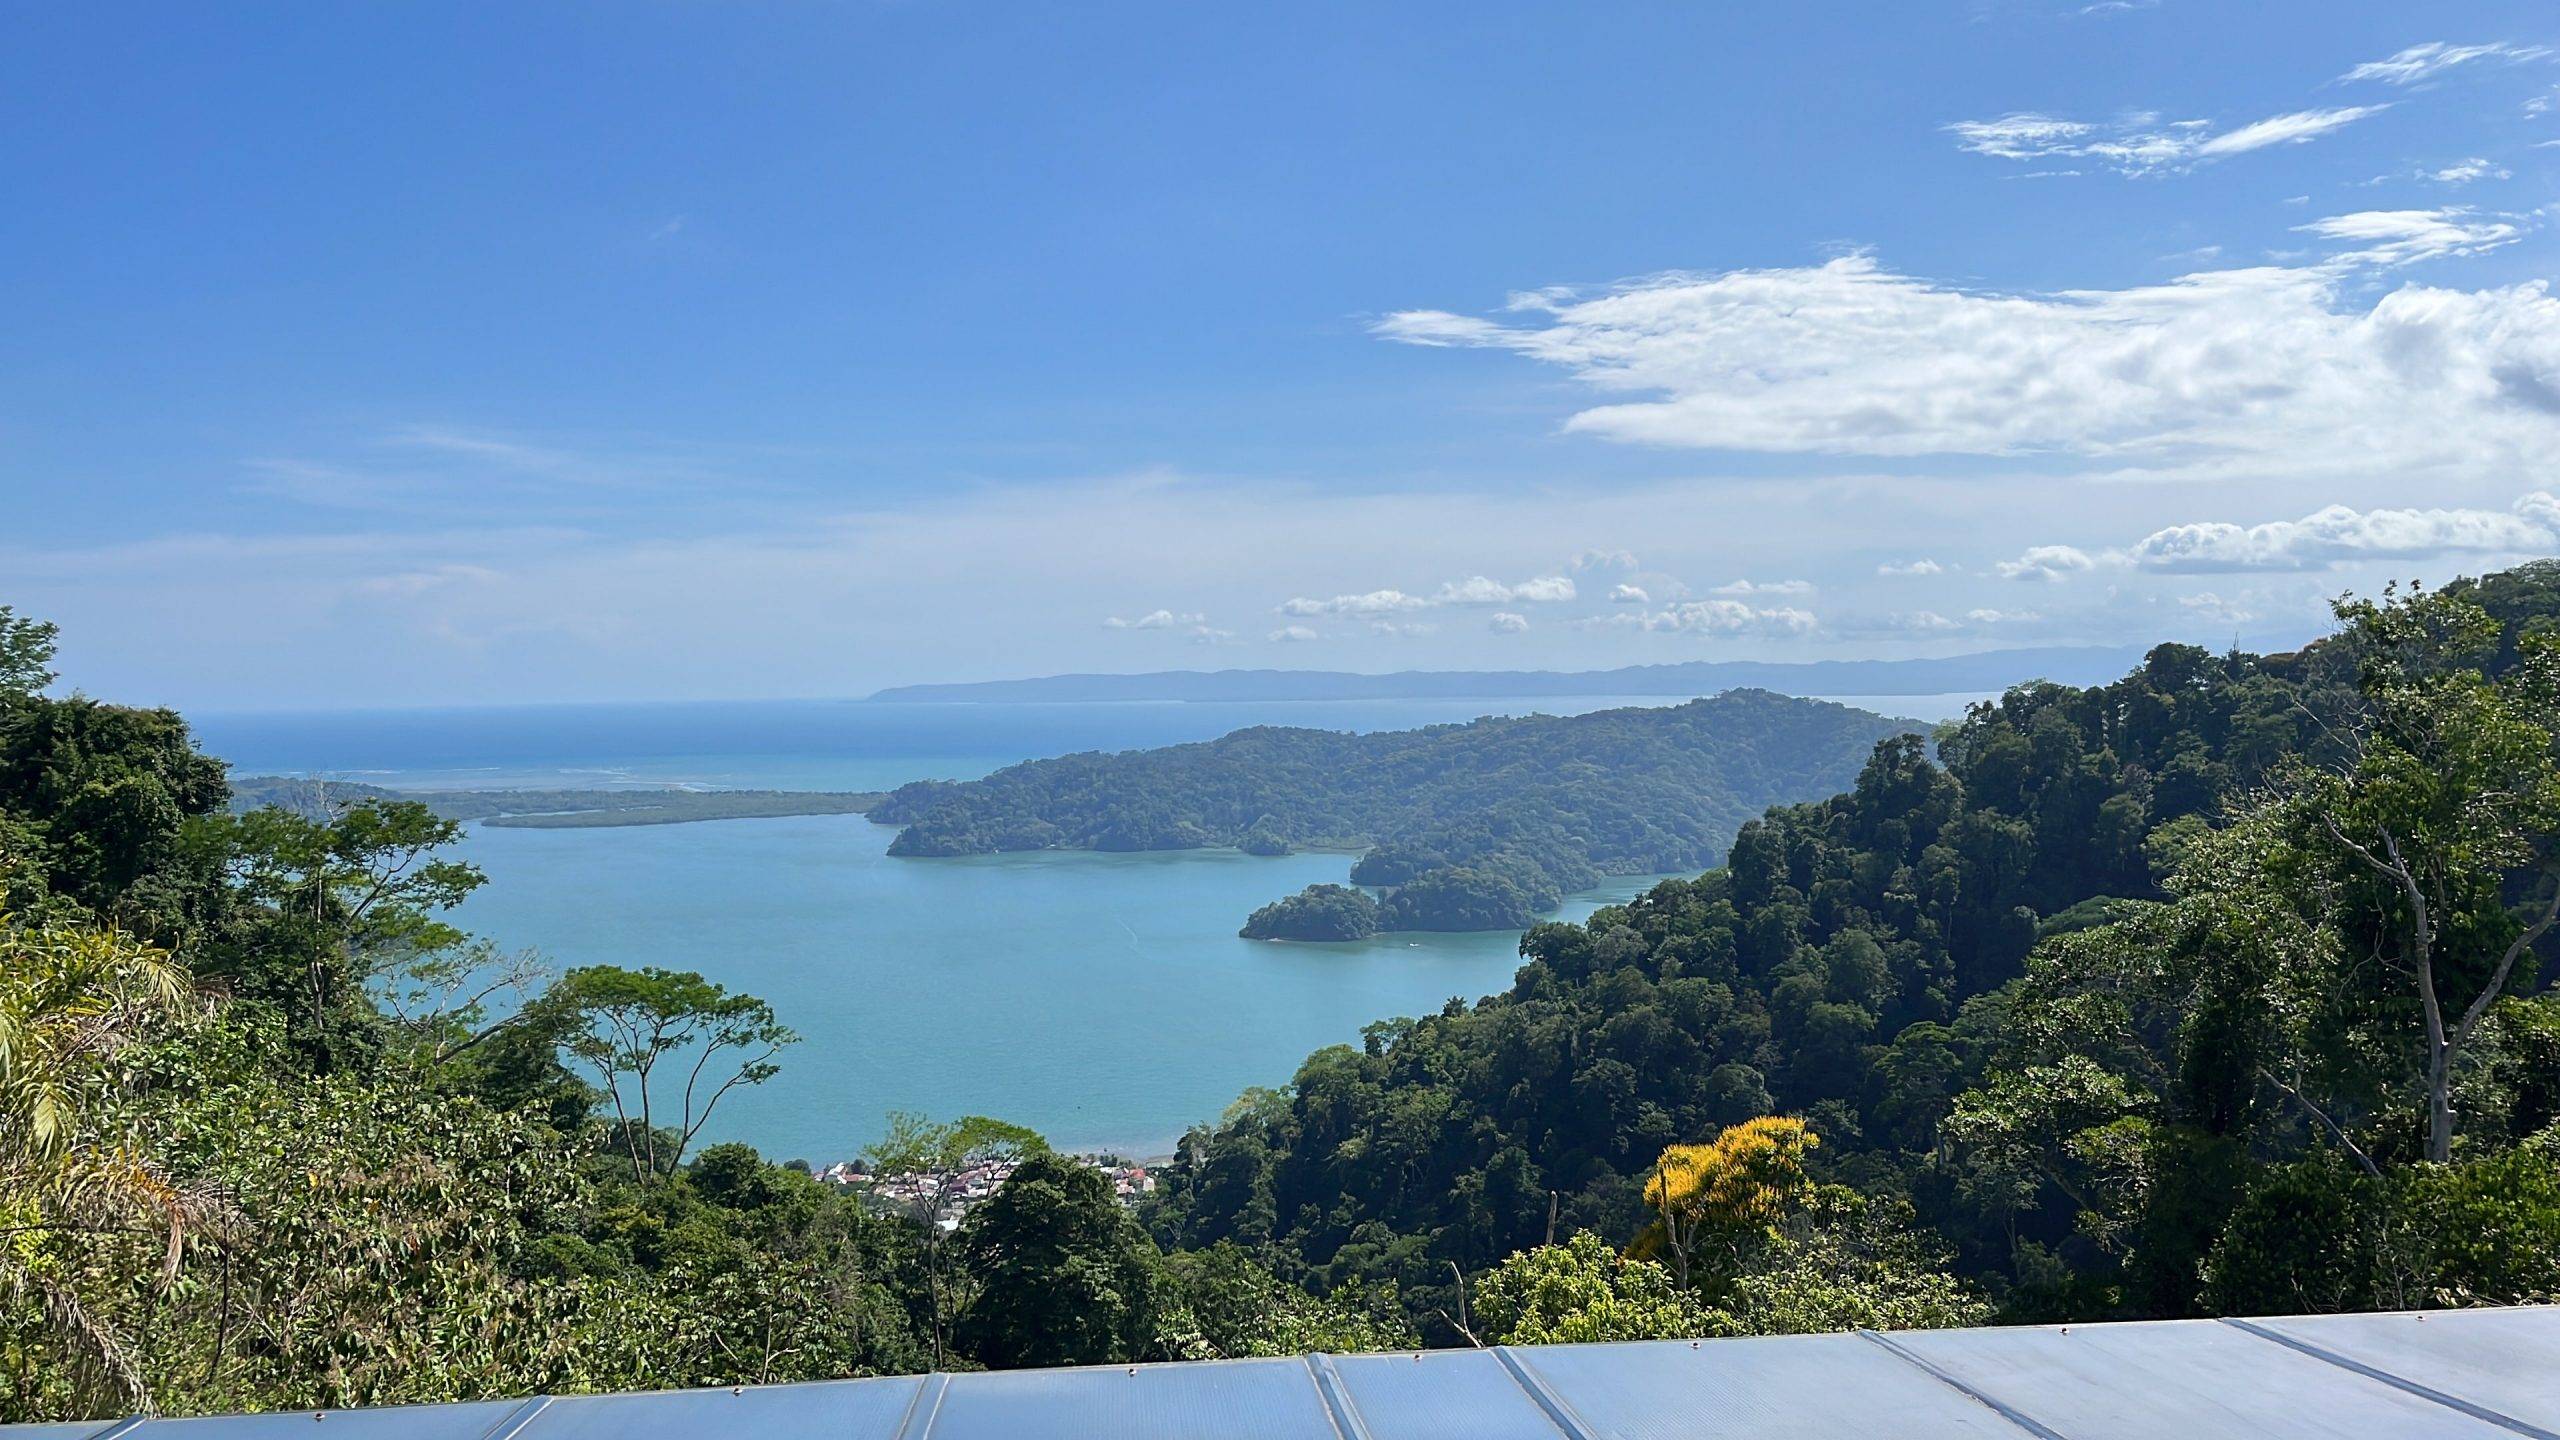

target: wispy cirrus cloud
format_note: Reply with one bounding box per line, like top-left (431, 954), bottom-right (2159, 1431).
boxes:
top-left (2293, 207), bottom-right (2525, 266)
top-left (1945, 105), bottom-right (2383, 175)
top-left (2342, 40), bottom-right (2552, 87)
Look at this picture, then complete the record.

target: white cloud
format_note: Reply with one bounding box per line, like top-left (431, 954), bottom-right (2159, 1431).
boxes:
top-left (1997, 544), bottom-right (2100, 582)
top-left (1877, 558), bottom-right (1945, 576)
top-left (2343, 41), bottom-right (2551, 86)
top-left (1277, 589), bottom-right (1429, 617)
top-left (1608, 583), bottom-right (1650, 605)
top-left (2178, 592), bottom-right (2255, 622)
top-left (1892, 610), bottom-right (1961, 632)
top-left (1570, 548), bottom-right (1639, 571)
top-left (1710, 578), bottom-right (1815, 596)
top-left (1965, 608), bottom-right (2040, 624)
top-left (1489, 611), bottom-right (1530, 634)
top-left (1945, 113), bottom-right (2093, 159)
top-left (1268, 624), bottom-right (1320, 643)
top-left (2195, 107), bottom-right (2386, 158)
top-left (1188, 625), bottom-right (1235, 644)
top-left (1945, 106), bottom-right (2382, 175)
top-left (2124, 491), bottom-right (2560, 572)
top-left (2294, 208), bottom-right (2524, 266)
top-left (1104, 608), bottom-right (1206, 630)
top-left (1376, 255), bottom-right (2560, 482)
top-left (2430, 157), bottom-right (2509, 185)
top-left (1606, 600), bottom-right (1819, 637)
top-left (1433, 573), bottom-right (1576, 604)
top-left (1369, 619), bottom-right (1438, 638)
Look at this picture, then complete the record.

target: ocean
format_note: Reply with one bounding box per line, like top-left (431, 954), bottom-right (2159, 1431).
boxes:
top-left (189, 690), bottom-right (1984, 1162)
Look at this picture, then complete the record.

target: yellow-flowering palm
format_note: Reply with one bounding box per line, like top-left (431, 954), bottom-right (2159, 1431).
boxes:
top-left (1, 915), bottom-right (209, 1412)
top-left (1636, 1116), bottom-right (1817, 1287)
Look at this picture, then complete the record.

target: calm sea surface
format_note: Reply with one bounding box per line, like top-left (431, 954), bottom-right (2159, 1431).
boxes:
top-left (191, 691), bottom-right (1982, 1161)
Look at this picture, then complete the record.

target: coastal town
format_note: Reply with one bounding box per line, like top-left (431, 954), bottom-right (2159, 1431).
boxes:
top-left (819, 1153), bottom-right (1157, 1229)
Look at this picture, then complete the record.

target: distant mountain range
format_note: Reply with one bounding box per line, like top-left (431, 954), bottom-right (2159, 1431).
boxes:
top-left (866, 646), bottom-right (2150, 704)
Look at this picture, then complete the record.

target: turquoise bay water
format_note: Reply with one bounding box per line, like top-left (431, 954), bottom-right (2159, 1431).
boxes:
top-left (192, 690), bottom-right (1985, 1162)
top-left (455, 816), bottom-right (1665, 1162)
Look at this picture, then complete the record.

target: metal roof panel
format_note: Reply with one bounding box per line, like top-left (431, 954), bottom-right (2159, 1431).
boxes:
top-left (2235, 1307), bottom-right (2560, 1436)
top-left (1505, 1333), bottom-right (2032, 1440)
top-left (1884, 1316), bottom-right (2525, 1440)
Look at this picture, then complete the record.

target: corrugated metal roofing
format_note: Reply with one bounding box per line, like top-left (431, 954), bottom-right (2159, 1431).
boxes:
top-left (12, 1306), bottom-right (2558, 1439)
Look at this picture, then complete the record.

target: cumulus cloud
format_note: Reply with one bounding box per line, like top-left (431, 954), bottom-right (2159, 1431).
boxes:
top-left (2294, 208), bottom-right (2525, 266)
top-left (1891, 610), bottom-right (1961, 632)
top-left (2123, 492), bottom-right (2560, 572)
top-left (1489, 611), bottom-right (1530, 634)
top-left (1104, 609), bottom-right (1206, 630)
top-left (1608, 583), bottom-right (1650, 605)
top-left (1268, 624), bottom-right (1320, 643)
top-left (2343, 41), bottom-right (2552, 86)
top-left (2178, 592), bottom-right (2255, 622)
top-left (1945, 106), bottom-right (2382, 175)
top-left (1605, 600), bottom-right (1819, 637)
top-left (1997, 545), bottom-right (2100, 582)
top-left (1434, 574), bottom-right (1577, 605)
top-left (1376, 255), bottom-right (2560, 481)
top-left (1283, 575), bottom-right (1575, 615)
top-left (1277, 589), bottom-right (1429, 617)
top-left (1571, 548), bottom-right (1639, 571)
top-left (1965, 608), bottom-right (2040, 624)
top-left (1877, 558), bottom-right (1945, 576)
top-left (1710, 578), bottom-right (1815, 596)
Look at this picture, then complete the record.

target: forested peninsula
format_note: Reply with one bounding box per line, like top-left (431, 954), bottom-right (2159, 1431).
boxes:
top-left (870, 690), bottom-right (1916, 933)
top-left (230, 775), bottom-right (884, 828)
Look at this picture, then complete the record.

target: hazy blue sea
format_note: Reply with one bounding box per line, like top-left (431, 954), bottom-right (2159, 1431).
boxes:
top-left (190, 690), bottom-right (1982, 1161)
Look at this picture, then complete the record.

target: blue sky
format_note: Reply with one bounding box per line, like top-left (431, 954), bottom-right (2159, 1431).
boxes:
top-left (7, 2), bottom-right (2560, 708)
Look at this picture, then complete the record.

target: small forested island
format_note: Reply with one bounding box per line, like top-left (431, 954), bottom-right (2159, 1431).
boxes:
top-left (872, 689), bottom-right (1915, 932)
top-left (1240, 883), bottom-right (1381, 940)
top-left (230, 774), bottom-right (884, 828)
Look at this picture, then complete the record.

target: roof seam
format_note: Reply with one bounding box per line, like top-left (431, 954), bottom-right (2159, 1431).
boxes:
top-left (472, 1395), bottom-right (552, 1440)
top-left (1303, 1353), bottom-right (1371, 1440)
top-left (2217, 1317), bottom-right (2560, 1440)
top-left (892, 1372), bottom-right (951, 1440)
top-left (1856, 1330), bottom-right (2069, 1440)
top-left (1487, 1346), bottom-right (1596, 1440)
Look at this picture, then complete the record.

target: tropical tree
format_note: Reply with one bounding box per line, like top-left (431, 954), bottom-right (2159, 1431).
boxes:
top-left (209, 798), bottom-right (484, 1067)
top-left (543, 965), bottom-right (797, 1182)
top-left (0, 608), bottom-right (55, 699)
top-left (0, 917), bottom-right (210, 1413)
top-left (1638, 1116), bottom-right (1816, 1287)
top-left (1474, 1233), bottom-right (1714, 1345)
top-left (2295, 583), bottom-right (2560, 1163)
top-left (955, 1152), bottom-right (1160, 1369)
top-left (862, 1113), bottom-right (1045, 1367)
